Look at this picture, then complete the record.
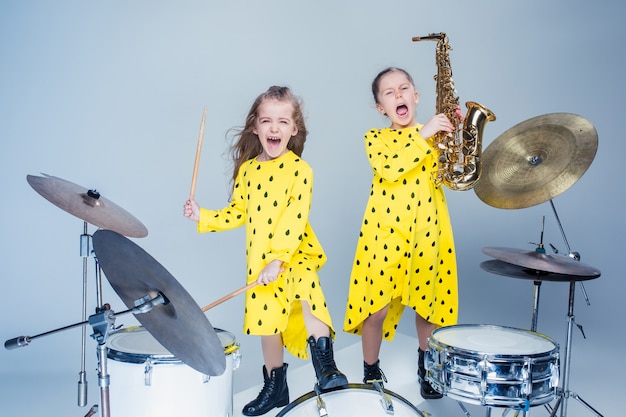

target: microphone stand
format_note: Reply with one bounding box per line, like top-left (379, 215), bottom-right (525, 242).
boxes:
top-left (546, 199), bottom-right (603, 417)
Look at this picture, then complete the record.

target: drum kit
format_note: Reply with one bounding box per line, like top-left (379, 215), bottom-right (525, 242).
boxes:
top-left (4, 111), bottom-right (604, 417)
top-left (422, 113), bottom-right (603, 417)
top-left (4, 173), bottom-right (240, 417)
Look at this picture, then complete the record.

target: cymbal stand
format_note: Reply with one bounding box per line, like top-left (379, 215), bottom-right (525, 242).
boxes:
top-left (545, 199), bottom-right (603, 417)
top-left (528, 216), bottom-right (547, 332)
top-left (78, 222), bottom-right (90, 407)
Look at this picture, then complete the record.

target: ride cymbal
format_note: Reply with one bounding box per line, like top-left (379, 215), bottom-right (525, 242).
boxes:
top-left (92, 229), bottom-right (225, 376)
top-left (474, 113), bottom-right (598, 209)
top-left (482, 246), bottom-right (601, 278)
top-left (27, 174), bottom-right (148, 238)
top-left (480, 259), bottom-right (599, 282)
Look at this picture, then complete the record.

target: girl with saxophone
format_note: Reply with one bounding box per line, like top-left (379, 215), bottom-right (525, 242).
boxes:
top-left (343, 67), bottom-right (459, 399)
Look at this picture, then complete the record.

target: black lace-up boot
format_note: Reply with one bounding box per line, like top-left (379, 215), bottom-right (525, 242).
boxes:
top-left (242, 363), bottom-right (289, 416)
top-left (363, 359), bottom-right (387, 387)
top-left (418, 348), bottom-right (443, 399)
top-left (308, 336), bottom-right (349, 390)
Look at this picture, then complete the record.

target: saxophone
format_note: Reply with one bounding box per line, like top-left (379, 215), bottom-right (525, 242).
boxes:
top-left (413, 32), bottom-right (495, 191)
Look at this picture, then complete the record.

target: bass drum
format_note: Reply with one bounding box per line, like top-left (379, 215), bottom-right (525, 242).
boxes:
top-left (426, 324), bottom-right (559, 409)
top-left (276, 383), bottom-right (428, 417)
top-left (107, 326), bottom-right (240, 417)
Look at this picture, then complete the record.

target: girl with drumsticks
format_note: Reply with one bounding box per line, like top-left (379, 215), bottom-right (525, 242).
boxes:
top-left (343, 67), bottom-right (460, 399)
top-left (183, 86), bottom-right (348, 416)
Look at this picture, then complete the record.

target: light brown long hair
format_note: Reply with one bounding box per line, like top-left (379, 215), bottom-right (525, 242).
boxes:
top-left (227, 86), bottom-right (308, 191)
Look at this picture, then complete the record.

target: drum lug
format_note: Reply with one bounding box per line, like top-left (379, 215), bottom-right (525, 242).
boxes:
top-left (144, 361), bottom-right (153, 386)
top-left (479, 356), bottom-right (488, 405)
top-left (232, 345), bottom-right (242, 371)
top-left (521, 359), bottom-right (531, 396)
top-left (549, 362), bottom-right (560, 388)
top-left (370, 381), bottom-right (394, 414)
top-left (313, 384), bottom-right (328, 417)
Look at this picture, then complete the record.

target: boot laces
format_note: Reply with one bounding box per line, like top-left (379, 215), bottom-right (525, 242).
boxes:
top-left (364, 363), bottom-right (387, 384)
top-left (317, 346), bottom-right (336, 369)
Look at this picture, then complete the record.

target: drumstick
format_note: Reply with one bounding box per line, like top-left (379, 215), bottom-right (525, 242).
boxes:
top-left (201, 282), bottom-right (258, 312)
top-left (190, 106), bottom-right (207, 199)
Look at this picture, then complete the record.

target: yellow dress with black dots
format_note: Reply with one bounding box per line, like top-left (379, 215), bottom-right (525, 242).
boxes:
top-left (343, 125), bottom-right (458, 340)
top-left (197, 151), bottom-right (334, 359)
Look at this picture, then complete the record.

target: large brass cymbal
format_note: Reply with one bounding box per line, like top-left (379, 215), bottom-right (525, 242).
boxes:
top-left (27, 174), bottom-right (148, 238)
top-left (482, 246), bottom-right (601, 277)
top-left (474, 113), bottom-right (598, 209)
top-left (480, 259), bottom-right (599, 282)
top-left (92, 229), bottom-right (225, 376)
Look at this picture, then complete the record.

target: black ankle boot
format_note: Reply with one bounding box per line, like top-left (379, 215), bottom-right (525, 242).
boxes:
top-left (308, 336), bottom-right (349, 390)
top-left (242, 363), bottom-right (289, 416)
top-left (418, 348), bottom-right (442, 399)
top-left (363, 360), bottom-right (387, 387)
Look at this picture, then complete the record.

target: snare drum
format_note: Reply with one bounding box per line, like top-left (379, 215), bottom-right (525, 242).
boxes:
top-left (426, 324), bottom-right (559, 409)
top-left (107, 326), bottom-right (240, 417)
top-left (276, 383), bottom-right (426, 417)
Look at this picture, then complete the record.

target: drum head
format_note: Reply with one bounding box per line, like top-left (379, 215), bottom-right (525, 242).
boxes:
top-left (277, 384), bottom-right (423, 417)
top-left (431, 324), bottom-right (557, 356)
top-left (108, 326), bottom-right (236, 364)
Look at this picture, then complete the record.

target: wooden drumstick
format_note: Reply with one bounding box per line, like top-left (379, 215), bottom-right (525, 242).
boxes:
top-left (201, 282), bottom-right (258, 312)
top-left (190, 106), bottom-right (207, 199)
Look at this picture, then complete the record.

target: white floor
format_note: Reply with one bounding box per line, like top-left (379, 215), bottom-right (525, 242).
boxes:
top-left (0, 332), bottom-right (616, 417)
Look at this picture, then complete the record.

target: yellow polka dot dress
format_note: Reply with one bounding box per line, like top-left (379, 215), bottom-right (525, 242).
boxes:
top-left (343, 126), bottom-right (458, 340)
top-left (198, 151), bottom-right (334, 359)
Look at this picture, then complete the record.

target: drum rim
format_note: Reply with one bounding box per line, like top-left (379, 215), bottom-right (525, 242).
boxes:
top-left (107, 326), bottom-right (238, 363)
top-left (275, 383), bottom-right (423, 416)
top-left (430, 323), bottom-right (558, 356)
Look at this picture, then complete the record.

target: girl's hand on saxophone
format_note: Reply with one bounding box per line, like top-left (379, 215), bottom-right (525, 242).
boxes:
top-left (420, 113), bottom-right (455, 139)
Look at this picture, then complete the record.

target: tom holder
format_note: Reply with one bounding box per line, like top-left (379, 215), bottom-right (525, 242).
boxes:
top-left (4, 293), bottom-right (165, 417)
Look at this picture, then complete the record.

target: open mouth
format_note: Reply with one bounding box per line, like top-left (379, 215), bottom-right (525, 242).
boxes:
top-left (267, 136), bottom-right (282, 145)
top-left (396, 104), bottom-right (408, 117)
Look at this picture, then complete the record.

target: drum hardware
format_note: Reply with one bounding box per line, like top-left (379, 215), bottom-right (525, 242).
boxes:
top-left (481, 204), bottom-right (603, 416)
top-left (4, 293), bottom-right (167, 416)
top-left (369, 380), bottom-right (394, 415)
top-left (24, 173), bottom-right (149, 408)
top-left (84, 404), bottom-right (98, 417)
top-left (313, 383), bottom-right (329, 417)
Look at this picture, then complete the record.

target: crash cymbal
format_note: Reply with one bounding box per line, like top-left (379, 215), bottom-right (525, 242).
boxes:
top-left (474, 113), bottom-right (598, 209)
top-left (482, 246), bottom-right (601, 278)
top-left (92, 229), bottom-right (225, 376)
top-left (480, 259), bottom-right (599, 282)
top-left (27, 174), bottom-right (148, 238)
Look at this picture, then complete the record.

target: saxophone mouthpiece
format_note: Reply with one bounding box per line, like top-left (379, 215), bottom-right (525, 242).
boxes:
top-left (412, 33), bottom-right (444, 42)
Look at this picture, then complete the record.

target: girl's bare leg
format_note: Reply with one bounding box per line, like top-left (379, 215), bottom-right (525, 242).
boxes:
top-left (361, 305), bottom-right (388, 365)
top-left (415, 313), bottom-right (436, 351)
top-left (301, 300), bottom-right (330, 339)
top-left (261, 334), bottom-right (284, 371)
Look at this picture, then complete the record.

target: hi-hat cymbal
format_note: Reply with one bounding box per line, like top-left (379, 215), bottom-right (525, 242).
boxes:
top-left (27, 174), bottom-right (148, 238)
top-left (92, 229), bottom-right (225, 376)
top-left (482, 246), bottom-right (601, 277)
top-left (474, 113), bottom-right (598, 209)
top-left (480, 259), bottom-right (599, 282)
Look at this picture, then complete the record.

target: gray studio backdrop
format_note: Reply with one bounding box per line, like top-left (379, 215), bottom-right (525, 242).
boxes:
top-left (1, 1), bottom-right (624, 415)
